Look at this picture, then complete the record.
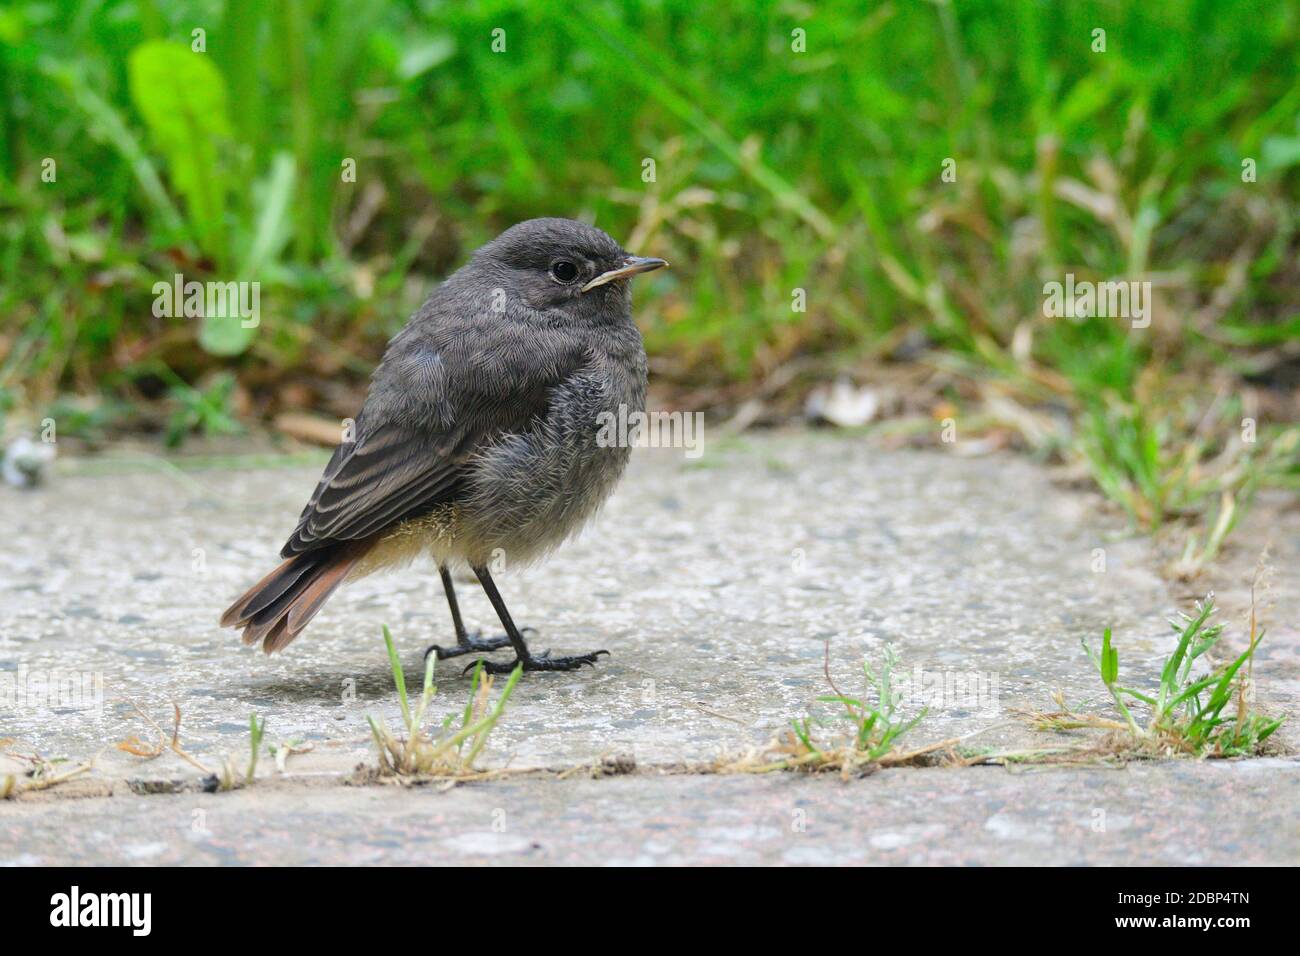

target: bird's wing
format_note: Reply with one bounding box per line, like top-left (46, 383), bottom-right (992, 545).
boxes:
top-left (280, 318), bottom-right (589, 557)
top-left (280, 417), bottom-right (470, 556)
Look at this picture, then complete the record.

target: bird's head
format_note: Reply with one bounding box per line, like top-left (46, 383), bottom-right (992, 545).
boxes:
top-left (472, 218), bottom-right (668, 321)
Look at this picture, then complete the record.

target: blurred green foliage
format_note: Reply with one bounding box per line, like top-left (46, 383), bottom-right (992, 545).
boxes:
top-left (0, 1), bottom-right (1296, 533)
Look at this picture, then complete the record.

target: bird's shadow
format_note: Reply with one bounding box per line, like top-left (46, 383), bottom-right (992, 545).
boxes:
top-left (242, 655), bottom-right (480, 705)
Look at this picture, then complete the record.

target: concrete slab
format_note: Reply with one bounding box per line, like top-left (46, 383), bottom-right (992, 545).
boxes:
top-left (3, 760), bottom-right (1296, 866)
top-left (3, 432), bottom-right (1177, 778)
top-left (1, 431), bottom-right (1293, 865)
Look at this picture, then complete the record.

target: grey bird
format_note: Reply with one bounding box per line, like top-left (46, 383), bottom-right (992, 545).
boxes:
top-left (221, 218), bottom-right (667, 673)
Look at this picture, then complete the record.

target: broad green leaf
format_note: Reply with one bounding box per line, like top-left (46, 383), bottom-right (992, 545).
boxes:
top-left (1261, 135), bottom-right (1300, 173)
top-left (128, 40), bottom-right (233, 260)
top-left (398, 36), bottom-right (456, 80)
top-left (1100, 628), bottom-right (1119, 684)
top-left (198, 312), bottom-right (258, 357)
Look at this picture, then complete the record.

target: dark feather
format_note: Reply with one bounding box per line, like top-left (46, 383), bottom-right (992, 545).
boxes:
top-left (279, 285), bottom-right (591, 558)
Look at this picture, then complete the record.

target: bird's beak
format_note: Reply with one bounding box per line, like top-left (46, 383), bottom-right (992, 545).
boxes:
top-left (581, 255), bottom-right (669, 293)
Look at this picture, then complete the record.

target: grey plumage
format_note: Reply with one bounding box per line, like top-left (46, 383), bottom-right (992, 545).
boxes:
top-left (222, 218), bottom-right (665, 664)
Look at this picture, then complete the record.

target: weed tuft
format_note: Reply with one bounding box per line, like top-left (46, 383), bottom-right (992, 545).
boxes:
top-left (0, 742), bottom-right (96, 799)
top-left (365, 625), bottom-right (522, 778)
top-left (117, 702), bottom-right (268, 792)
top-left (719, 646), bottom-right (941, 777)
top-left (1021, 593), bottom-right (1283, 759)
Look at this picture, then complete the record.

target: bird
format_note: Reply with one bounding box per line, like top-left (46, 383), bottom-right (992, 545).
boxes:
top-left (220, 218), bottom-right (667, 674)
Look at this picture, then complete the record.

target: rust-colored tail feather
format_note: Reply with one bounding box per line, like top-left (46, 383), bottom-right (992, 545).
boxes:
top-left (220, 542), bottom-right (369, 653)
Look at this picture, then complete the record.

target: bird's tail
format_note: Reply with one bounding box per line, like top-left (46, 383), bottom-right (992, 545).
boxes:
top-left (220, 542), bottom-right (369, 653)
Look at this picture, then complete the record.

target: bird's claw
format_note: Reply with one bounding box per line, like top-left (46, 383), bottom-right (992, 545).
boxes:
top-left (425, 631), bottom-right (513, 660)
top-left (462, 649), bottom-right (609, 676)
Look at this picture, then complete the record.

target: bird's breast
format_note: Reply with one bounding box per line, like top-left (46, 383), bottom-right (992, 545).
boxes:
top-left (451, 364), bottom-right (641, 566)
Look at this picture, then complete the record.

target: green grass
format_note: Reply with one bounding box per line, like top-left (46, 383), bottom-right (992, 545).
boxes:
top-left (366, 624), bottom-right (522, 777)
top-left (1, 0), bottom-right (1297, 555)
top-left (1023, 594), bottom-right (1283, 759)
top-left (813, 647), bottom-right (929, 762)
top-left (723, 646), bottom-right (933, 775)
top-left (1084, 595), bottom-right (1282, 756)
top-left (747, 592), bottom-right (1286, 774)
top-left (208, 710), bottom-right (266, 791)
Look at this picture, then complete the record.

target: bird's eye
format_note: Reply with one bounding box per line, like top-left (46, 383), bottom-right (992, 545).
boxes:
top-left (550, 260), bottom-right (579, 284)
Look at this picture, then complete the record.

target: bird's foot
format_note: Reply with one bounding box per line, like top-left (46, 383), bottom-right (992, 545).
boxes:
top-left (424, 628), bottom-right (534, 660)
top-left (463, 647), bottom-right (609, 676)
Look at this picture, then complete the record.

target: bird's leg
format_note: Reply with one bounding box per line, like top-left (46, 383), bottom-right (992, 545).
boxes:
top-left (463, 565), bottom-right (608, 675)
top-left (424, 565), bottom-right (514, 660)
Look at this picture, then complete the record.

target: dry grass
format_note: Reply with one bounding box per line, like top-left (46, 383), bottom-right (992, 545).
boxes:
top-left (1, 740), bottom-right (97, 799)
top-left (117, 701), bottom-right (267, 791)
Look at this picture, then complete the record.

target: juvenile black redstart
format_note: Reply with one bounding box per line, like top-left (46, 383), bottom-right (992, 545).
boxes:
top-left (221, 218), bottom-right (667, 673)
